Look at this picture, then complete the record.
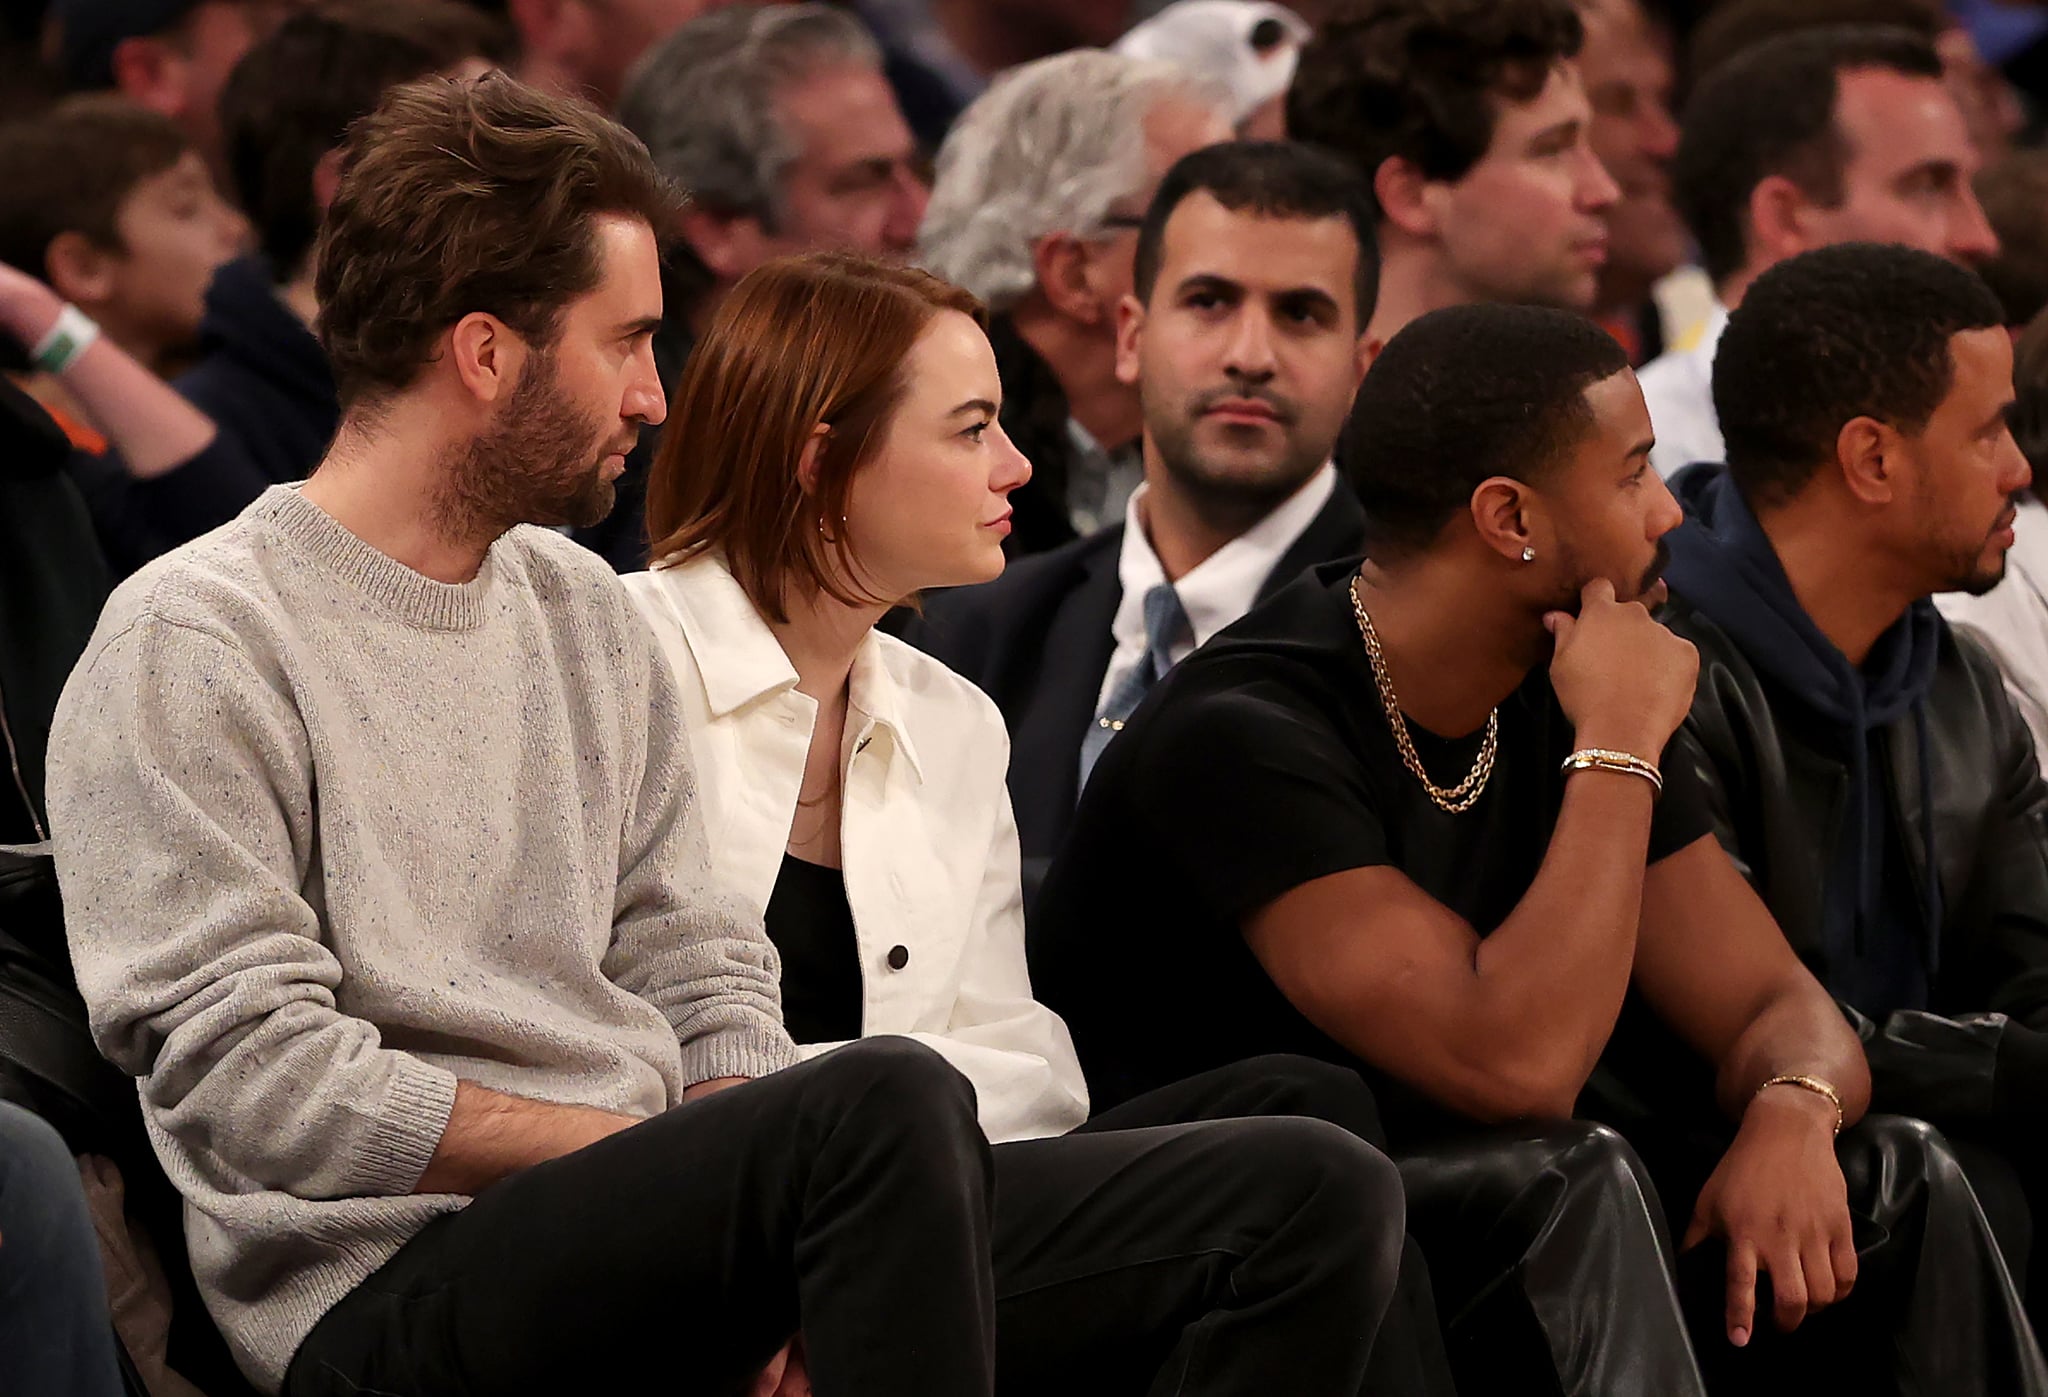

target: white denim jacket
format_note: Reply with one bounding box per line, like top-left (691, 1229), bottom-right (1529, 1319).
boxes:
top-left (623, 553), bottom-right (1090, 1142)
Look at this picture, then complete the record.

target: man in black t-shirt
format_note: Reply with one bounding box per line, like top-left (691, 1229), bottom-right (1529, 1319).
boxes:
top-left (1031, 303), bottom-right (2004, 1394)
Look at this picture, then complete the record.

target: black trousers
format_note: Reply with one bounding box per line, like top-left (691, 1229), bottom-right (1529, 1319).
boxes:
top-left (991, 1055), bottom-right (1411, 1396)
top-left (1399, 1122), bottom-right (1709, 1397)
top-left (1667, 1115), bottom-right (2048, 1396)
top-left (284, 1045), bottom-right (1407, 1397)
top-left (284, 1038), bottom-right (998, 1397)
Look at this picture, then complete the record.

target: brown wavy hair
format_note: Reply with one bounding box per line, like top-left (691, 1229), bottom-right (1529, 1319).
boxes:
top-left (315, 73), bottom-right (681, 409)
top-left (646, 251), bottom-right (984, 620)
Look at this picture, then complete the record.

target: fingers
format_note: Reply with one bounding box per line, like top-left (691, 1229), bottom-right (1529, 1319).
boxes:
top-left (1831, 1225), bottom-right (1860, 1301)
top-left (1543, 610), bottom-right (1574, 641)
top-left (1799, 1233), bottom-right (1838, 1310)
top-left (1581, 576), bottom-right (1617, 607)
top-left (1725, 1238), bottom-right (1758, 1347)
top-left (1764, 1238), bottom-right (1810, 1334)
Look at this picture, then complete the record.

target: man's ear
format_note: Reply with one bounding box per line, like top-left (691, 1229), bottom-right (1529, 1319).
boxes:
top-left (107, 35), bottom-right (189, 120)
top-left (42, 232), bottom-right (118, 310)
top-left (1835, 416), bottom-right (1900, 506)
top-left (447, 311), bottom-right (518, 404)
top-left (1113, 293), bottom-right (1147, 387)
top-left (1372, 155), bottom-right (1438, 241)
top-left (1470, 476), bottom-right (1542, 564)
top-left (1745, 174), bottom-right (1816, 269)
top-left (311, 148), bottom-right (347, 221)
top-left (1032, 232), bottom-right (1109, 329)
top-left (678, 207), bottom-right (775, 287)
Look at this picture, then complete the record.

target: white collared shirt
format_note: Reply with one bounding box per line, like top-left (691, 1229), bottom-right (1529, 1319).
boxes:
top-left (1939, 496), bottom-right (2048, 770)
top-left (623, 554), bottom-right (1089, 1144)
top-left (1639, 302), bottom-right (1729, 480)
top-left (1096, 464), bottom-right (1338, 714)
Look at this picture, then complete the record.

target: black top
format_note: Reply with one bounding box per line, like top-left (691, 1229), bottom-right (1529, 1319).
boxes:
top-left (763, 853), bottom-right (864, 1045)
top-left (1028, 561), bottom-right (1714, 1141)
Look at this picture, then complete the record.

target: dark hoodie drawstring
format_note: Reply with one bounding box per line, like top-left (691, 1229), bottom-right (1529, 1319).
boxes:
top-left (1912, 704), bottom-right (1945, 978)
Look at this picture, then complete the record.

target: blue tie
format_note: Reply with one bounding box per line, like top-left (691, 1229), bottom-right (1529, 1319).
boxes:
top-left (1077, 583), bottom-right (1190, 794)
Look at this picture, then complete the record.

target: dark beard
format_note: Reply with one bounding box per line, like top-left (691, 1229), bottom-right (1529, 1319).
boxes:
top-left (433, 347), bottom-right (618, 545)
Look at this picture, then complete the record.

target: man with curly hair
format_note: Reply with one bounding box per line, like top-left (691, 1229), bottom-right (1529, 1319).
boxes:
top-left (1287, 0), bottom-right (1619, 354)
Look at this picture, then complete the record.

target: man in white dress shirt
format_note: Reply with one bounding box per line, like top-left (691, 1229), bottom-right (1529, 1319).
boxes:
top-left (908, 140), bottom-right (1374, 873)
top-left (1641, 24), bottom-right (1998, 477)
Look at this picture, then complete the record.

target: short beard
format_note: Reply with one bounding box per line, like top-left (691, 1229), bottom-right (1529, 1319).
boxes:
top-left (433, 345), bottom-right (618, 546)
top-left (1148, 394), bottom-right (1326, 535)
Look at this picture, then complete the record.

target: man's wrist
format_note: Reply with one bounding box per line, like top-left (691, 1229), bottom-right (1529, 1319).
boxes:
top-left (1745, 1078), bottom-right (1843, 1138)
top-left (1567, 721), bottom-right (1665, 765)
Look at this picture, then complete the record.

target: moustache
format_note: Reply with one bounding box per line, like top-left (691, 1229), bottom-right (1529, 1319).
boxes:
top-left (1190, 385), bottom-right (1297, 424)
top-left (1640, 538), bottom-right (1673, 595)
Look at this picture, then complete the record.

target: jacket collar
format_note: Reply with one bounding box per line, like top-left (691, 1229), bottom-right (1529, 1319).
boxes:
top-left (657, 553), bottom-right (926, 783)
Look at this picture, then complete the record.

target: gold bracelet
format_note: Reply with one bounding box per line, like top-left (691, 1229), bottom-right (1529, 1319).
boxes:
top-left (1560, 747), bottom-right (1663, 795)
top-left (1755, 1073), bottom-right (1843, 1136)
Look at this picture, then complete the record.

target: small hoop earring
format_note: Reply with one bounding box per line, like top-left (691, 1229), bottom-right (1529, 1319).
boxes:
top-left (1520, 546), bottom-right (1536, 563)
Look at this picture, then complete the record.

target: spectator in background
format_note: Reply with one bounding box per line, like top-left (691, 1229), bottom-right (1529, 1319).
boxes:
top-left (504, 0), bottom-right (717, 110)
top-left (162, 0), bottom-right (503, 550)
top-left (1975, 150), bottom-right (2048, 328)
top-left (0, 97), bottom-right (245, 390)
top-left (1579, 0), bottom-right (1688, 365)
top-left (921, 51), bottom-right (1232, 555)
top-left (1287, 0), bottom-right (1619, 356)
top-left (909, 141), bottom-right (1374, 883)
top-left (46, 0), bottom-right (295, 182)
top-left (853, 0), bottom-right (1141, 148)
top-left (1640, 28), bottom-right (1999, 477)
top-left (1114, 0), bottom-right (1311, 142)
top-left (591, 1), bottom-right (927, 570)
top-left (0, 374), bottom-right (108, 847)
top-left (1683, 0), bottom-right (2026, 160)
top-left (1938, 306), bottom-right (2048, 769)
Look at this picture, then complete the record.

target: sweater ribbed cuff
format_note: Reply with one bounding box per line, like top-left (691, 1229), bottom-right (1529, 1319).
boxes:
top-left (678, 1018), bottom-right (801, 1087)
top-left (349, 1055), bottom-right (461, 1197)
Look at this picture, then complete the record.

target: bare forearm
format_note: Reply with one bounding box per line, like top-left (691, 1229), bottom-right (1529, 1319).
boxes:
top-left (1467, 770), bottom-right (1657, 1092)
top-left (1714, 986), bottom-right (1871, 1127)
top-left (0, 280), bottom-right (217, 478)
top-left (414, 1080), bottom-right (639, 1196)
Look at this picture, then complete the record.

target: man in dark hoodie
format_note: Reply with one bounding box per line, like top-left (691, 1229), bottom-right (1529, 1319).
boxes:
top-left (1656, 240), bottom-right (2048, 1333)
top-left (159, 2), bottom-right (501, 548)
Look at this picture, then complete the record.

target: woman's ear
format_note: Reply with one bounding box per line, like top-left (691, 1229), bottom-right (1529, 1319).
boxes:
top-left (796, 422), bottom-right (831, 495)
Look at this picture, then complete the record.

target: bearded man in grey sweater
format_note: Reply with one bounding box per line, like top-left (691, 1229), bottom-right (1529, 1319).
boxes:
top-left (45, 75), bottom-right (998, 1397)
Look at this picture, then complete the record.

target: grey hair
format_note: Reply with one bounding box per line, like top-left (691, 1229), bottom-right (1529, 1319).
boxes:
top-left (919, 49), bottom-right (1230, 311)
top-left (617, 3), bottom-right (881, 229)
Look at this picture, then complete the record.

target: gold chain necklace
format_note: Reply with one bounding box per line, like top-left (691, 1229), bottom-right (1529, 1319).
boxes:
top-left (1349, 574), bottom-right (1498, 814)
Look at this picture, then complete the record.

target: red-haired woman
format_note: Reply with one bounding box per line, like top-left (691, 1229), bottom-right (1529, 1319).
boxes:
top-left (624, 251), bottom-right (1404, 1393)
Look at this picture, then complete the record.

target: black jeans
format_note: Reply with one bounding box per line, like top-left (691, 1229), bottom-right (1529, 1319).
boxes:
top-left (990, 1056), bottom-right (1411, 1396)
top-left (283, 1037), bottom-right (997, 1397)
top-left (1399, 1121), bottom-right (1709, 1397)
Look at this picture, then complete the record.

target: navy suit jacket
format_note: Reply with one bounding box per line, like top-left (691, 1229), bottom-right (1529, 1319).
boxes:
top-left (905, 477), bottom-right (1367, 878)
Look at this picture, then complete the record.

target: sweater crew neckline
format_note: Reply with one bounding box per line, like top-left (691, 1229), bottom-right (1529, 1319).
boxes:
top-left (255, 485), bottom-right (499, 631)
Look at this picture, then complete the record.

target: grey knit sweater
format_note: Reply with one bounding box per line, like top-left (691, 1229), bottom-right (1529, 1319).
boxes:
top-left (46, 486), bottom-right (798, 1393)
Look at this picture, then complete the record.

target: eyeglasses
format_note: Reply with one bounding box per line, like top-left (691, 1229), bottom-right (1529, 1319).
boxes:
top-left (1097, 213), bottom-right (1146, 234)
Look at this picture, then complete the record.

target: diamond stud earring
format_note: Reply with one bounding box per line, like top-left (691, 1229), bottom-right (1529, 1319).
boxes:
top-left (1521, 546), bottom-right (1536, 563)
